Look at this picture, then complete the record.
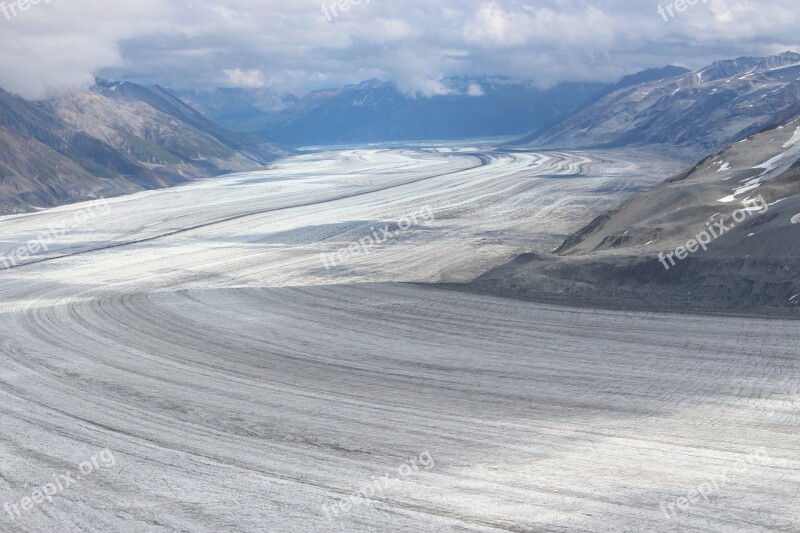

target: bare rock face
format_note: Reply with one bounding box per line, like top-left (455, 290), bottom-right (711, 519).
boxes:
top-left (0, 81), bottom-right (289, 214)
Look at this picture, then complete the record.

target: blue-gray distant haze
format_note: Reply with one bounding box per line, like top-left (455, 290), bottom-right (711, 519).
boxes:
top-left (175, 78), bottom-right (608, 144)
top-left (0, 0), bottom-right (798, 100)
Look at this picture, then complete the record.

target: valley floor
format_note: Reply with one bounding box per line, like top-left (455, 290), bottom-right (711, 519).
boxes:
top-left (0, 148), bottom-right (797, 531)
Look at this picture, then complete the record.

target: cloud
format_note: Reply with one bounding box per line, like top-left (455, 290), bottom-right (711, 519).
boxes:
top-left (222, 68), bottom-right (265, 88)
top-left (463, 3), bottom-right (528, 47)
top-left (467, 83), bottom-right (485, 97)
top-left (0, 0), bottom-right (798, 100)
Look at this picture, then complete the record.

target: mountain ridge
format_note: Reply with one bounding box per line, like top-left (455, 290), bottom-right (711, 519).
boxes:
top-left (0, 81), bottom-right (289, 214)
top-left (520, 51), bottom-right (800, 158)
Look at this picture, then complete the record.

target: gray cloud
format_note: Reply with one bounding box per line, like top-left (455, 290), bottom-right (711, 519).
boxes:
top-left (0, 0), bottom-right (798, 99)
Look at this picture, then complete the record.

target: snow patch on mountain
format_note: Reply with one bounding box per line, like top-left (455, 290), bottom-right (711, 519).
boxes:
top-left (719, 128), bottom-right (800, 203)
top-left (783, 126), bottom-right (800, 148)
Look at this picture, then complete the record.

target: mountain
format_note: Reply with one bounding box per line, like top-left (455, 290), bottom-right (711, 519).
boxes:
top-left (571, 65), bottom-right (692, 112)
top-left (175, 78), bottom-right (608, 146)
top-left (471, 115), bottom-right (800, 316)
top-left (521, 52), bottom-right (800, 158)
top-left (0, 80), bottom-right (288, 214)
top-left (174, 87), bottom-right (299, 132)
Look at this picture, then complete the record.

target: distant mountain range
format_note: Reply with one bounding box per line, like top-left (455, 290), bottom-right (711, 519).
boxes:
top-left (174, 87), bottom-right (300, 132)
top-left (4, 52), bottom-right (800, 218)
top-left (0, 80), bottom-right (288, 214)
top-left (173, 52), bottom-right (800, 155)
top-left (521, 51), bottom-right (800, 158)
top-left (173, 78), bottom-right (607, 146)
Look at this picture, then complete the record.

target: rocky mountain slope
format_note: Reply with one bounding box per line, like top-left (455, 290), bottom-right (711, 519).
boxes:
top-left (522, 52), bottom-right (800, 158)
top-left (472, 116), bottom-right (800, 316)
top-left (0, 81), bottom-right (288, 214)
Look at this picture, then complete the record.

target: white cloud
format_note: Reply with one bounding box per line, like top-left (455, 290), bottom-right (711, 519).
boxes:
top-left (463, 3), bottom-right (530, 48)
top-left (0, 0), bottom-right (798, 100)
top-left (222, 68), bottom-right (265, 88)
top-left (467, 83), bottom-right (485, 97)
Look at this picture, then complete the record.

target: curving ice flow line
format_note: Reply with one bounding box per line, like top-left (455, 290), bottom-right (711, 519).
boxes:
top-left (5, 148), bottom-right (796, 532)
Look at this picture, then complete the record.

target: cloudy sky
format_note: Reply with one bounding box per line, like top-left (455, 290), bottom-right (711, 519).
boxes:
top-left (0, 0), bottom-right (798, 99)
